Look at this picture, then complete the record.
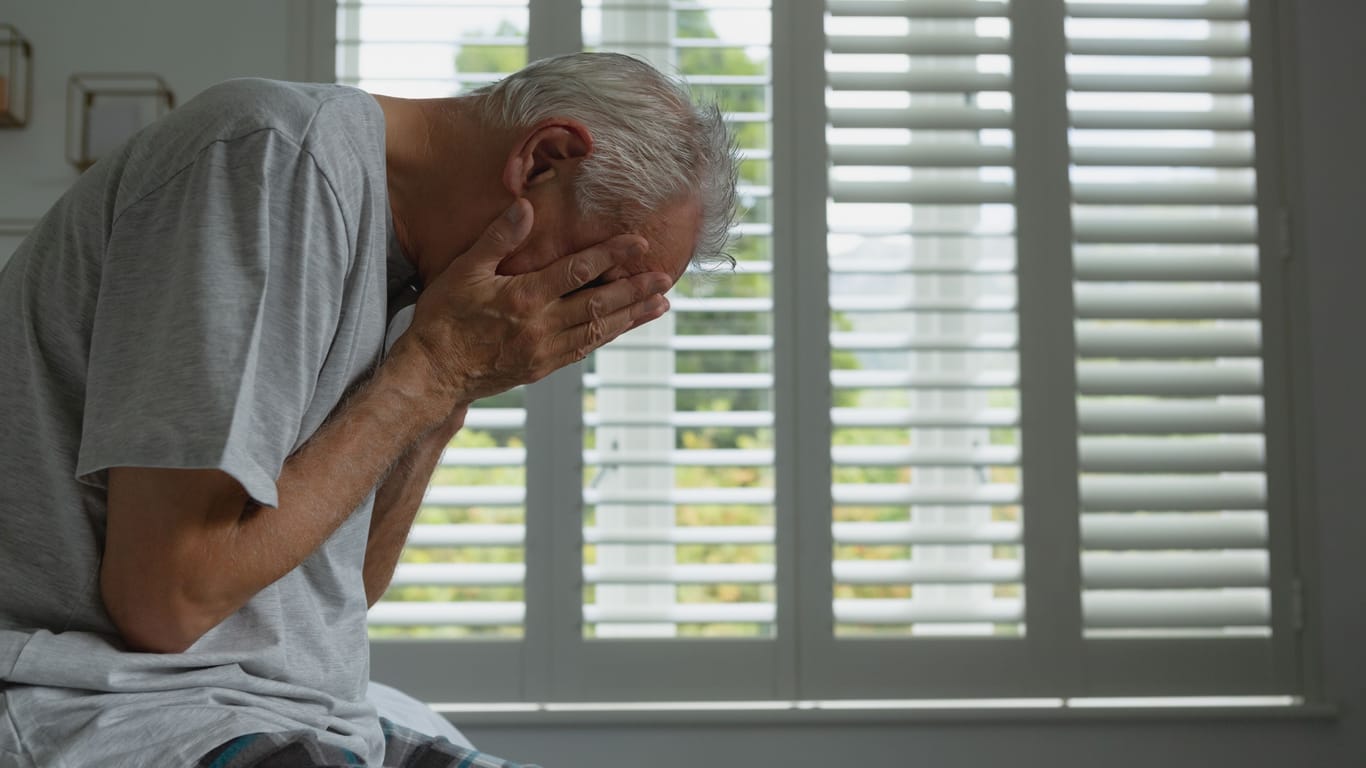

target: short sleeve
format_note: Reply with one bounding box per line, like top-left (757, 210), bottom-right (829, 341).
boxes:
top-left (76, 130), bottom-right (352, 508)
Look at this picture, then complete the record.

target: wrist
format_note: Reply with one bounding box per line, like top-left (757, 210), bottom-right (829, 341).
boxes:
top-left (430, 405), bottom-right (468, 444)
top-left (378, 339), bottom-right (463, 429)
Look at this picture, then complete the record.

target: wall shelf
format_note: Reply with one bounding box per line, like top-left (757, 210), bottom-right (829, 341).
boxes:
top-left (66, 73), bottom-right (174, 170)
top-left (0, 23), bottom-right (33, 128)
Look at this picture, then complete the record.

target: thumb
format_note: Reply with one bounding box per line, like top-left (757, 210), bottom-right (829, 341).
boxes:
top-left (467, 199), bottom-right (534, 271)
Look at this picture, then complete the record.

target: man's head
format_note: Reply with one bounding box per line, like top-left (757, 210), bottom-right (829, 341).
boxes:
top-left (474, 52), bottom-right (738, 277)
top-left (381, 53), bottom-right (739, 287)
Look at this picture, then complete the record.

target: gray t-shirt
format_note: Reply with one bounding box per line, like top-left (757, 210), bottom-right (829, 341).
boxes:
top-left (0, 79), bottom-right (409, 767)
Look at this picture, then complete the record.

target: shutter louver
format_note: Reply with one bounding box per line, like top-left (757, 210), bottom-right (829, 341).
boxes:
top-left (336, 1), bottom-right (530, 97)
top-left (826, 0), bottom-right (1023, 637)
top-left (1064, 0), bottom-right (1271, 638)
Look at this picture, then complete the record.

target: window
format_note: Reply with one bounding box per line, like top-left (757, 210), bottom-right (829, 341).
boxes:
top-left (338, 0), bottom-right (1302, 703)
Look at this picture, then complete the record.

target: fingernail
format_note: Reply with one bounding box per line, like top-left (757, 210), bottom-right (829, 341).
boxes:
top-left (505, 200), bottom-right (524, 223)
top-left (627, 241), bottom-right (647, 258)
top-left (651, 275), bottom-right (672, 293)
top-left (651, 295), bottom-right (670, 314)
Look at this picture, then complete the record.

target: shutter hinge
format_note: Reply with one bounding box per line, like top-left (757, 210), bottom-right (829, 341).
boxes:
top-left (1290, 578), bottom-right (1305, 632)
top-left (1279, 208), bottom-right (1294, 262)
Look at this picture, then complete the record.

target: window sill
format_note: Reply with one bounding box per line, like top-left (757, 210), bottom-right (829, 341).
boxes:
top-left (433, 698), bottom-right (1335, 727)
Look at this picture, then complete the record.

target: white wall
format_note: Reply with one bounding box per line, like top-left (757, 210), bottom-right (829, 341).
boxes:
top-left (0, 0), bottom-right (321, 223)
top-left (0, 231), bottom-right (23, 270)
top-left (1, 1), bottom-right (1361, 766)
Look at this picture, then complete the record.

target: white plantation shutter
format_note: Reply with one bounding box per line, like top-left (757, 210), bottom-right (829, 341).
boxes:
top-left (339, 0), bottom-right (536, 701)
top-left (340, 0), bottom-right (1302, 702)
top-left (799, 0), bottom-right (1297, 698)
top-left (1065, 0), bottom-right (1295, 694)
top-left (348, 0), bottom-right (786, 702)
top-left (581, 0), bottom-right (776, 641)
top-left (550, 0), bottom-right (785, 700)
top-left (1067, 0), bottom-right (1267, 635)
top-left (797, 0), bottom-right (1052, 699)
top-left (823, 0), bottom-right (1023, 639)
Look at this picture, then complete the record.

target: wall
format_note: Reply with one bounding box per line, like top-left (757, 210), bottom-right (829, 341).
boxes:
top-left (0, 0), bottom-right (325, 266)
top-left (0, 1), bottom-right (1361, 766)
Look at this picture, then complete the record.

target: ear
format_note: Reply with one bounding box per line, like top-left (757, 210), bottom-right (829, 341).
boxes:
top-left (502, 119), bottom-right (594, 196)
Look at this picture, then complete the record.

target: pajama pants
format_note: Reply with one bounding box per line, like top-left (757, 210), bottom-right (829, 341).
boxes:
top-left (196, 718), bottom-right (541, 768)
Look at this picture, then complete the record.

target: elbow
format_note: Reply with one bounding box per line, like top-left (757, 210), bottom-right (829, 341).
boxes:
top-left (115, 626), bottom-right (198, 655)
top-left (101, 466), bottom-right (260, 652)
top-left (100, 571), bottom-right (220, 654)
top-left (363, 561), bottom-right (391, 609)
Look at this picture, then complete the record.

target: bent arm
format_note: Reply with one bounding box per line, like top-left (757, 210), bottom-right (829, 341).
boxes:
top-left (100, 199), bottom-right (673, 653)
top-left (102, 350), bottom-right (450, 653)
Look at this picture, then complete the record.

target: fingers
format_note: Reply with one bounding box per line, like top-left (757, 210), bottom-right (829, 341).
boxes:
top-left (529, 234), bottom-right (649, 299)
top-left (466, 200), bottom-right (535, 269)
top-left (551, 270), bottom-right (672, 329)
top-left (549, 292), bottom-right (671, 367)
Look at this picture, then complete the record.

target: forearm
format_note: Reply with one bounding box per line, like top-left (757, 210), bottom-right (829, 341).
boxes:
top-left (102, 347), bottom-right (453, 652)
top-left (364, 407), bottom-right (467, 606)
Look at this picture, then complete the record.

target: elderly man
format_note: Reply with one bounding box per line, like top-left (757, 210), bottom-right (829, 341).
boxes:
top-left (0, 53), bottom-right (737, 767)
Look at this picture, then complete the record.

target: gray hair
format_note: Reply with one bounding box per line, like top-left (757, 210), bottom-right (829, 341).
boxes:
top-left (472, 52), bottom-right (739, 269)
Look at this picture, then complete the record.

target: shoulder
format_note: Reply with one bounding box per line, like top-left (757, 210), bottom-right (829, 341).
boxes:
top-left (175, 78), bottom-right (378, 147)
top-left (112, 80), bottom-right (385, 219)
top-left (181, 79), bottom-right (387, 190)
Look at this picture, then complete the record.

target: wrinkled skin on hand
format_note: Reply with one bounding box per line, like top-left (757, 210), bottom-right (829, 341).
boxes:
top-left (395, 198), bottom-right (672, 407)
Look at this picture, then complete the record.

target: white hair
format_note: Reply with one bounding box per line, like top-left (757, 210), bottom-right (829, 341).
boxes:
top-left (472, 52), bottom-right (739, 269)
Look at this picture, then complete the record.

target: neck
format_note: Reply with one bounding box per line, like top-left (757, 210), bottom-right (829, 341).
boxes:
top-left (375, 94), bottom-right (509, 287)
